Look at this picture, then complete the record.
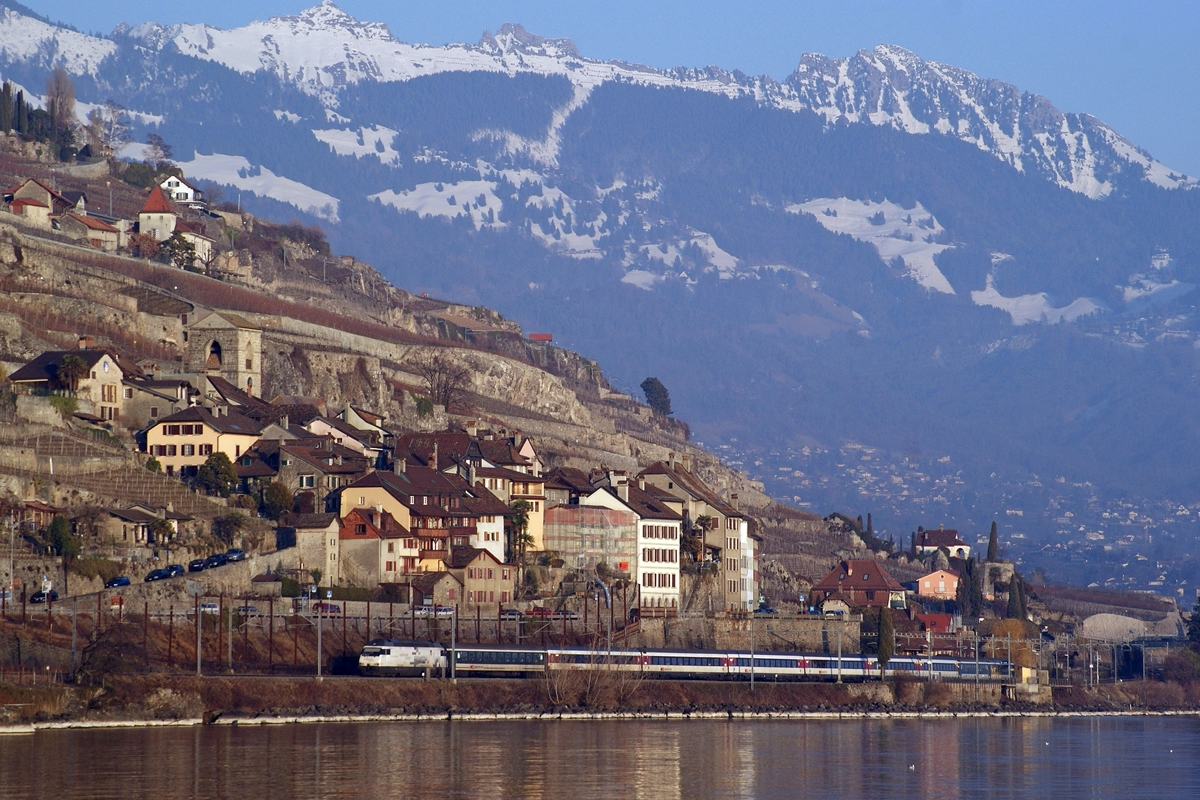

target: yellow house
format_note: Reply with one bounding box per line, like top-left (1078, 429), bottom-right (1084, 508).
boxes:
top-left (144, 406), bottom-right (262, 477)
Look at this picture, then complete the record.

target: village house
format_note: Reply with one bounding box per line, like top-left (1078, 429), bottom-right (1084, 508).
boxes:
top-left (335, 507), bottom-right (419, 587)
top-left (912, 527), bottom-right (972, 559)
top-left (119, 377), bottom-right (192, 430)
top-left (278, 512), bottom-right (340, 584)
top-left (137, 185), bottom-right (178, 241)
top-left (143, 406), bottom-right (263, 477)
top-left (408, 572), bottom-right (462, 608)
top-left (56, 212), bottom-right (123, 251)
top-left (811, 560), bottom-right (907, 610)
top-left (917, 568), bottom-right (960, 601)
top-left (8, 339), bottom-right (131, 422)
top-left (159, 174), bottom-right (204, 207)
top-left (583, 471), bottom-right (684, 611)
top-left (5, 178), bottom-right (78, 220)
top-left (235, 438), bottom-right (371, 513)
top-left (446, 548), bottom-right (515, 606)
top-left (639, 455), bottom-right (759, 611)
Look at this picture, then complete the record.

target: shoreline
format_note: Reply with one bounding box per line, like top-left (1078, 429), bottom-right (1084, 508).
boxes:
top-left (6, 706), bottom-right (1200, 734)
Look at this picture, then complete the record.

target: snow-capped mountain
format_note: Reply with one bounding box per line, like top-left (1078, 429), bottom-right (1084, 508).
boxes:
top-left (103, 2), bottom-right (1189, 198)
top-left (0, 6), bottom-right (114, 75)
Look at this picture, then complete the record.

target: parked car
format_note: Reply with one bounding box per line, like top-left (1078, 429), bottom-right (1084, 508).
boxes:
top-left (203, 553), bottom-right (230, 569)
top-left (225, 548), bottom-right (247, 562)
top-left (187, 559), bottom-right (206, 573)
top-left (754, 604), bottom-right (778, 615)
top-left (29, 590), bottom-right (58, 604)
top-left (144, 568), bottom-right (170, 582)
top-left (235, 605), bottom-right (259, 616)
top-left (166, 564), bottom-right (185, 578)
top-left (499, 608), bottom-right (522, 620)
top-left (413, 605), bottom-right (454, 618)
top-left (104, 576), bottom-right (131, 588)
top-left (199, 602), bottom-right (220, 615)
top-left (554, 609), bottom-right (580, 620)
top-left (312, 601), bottom-right (341, 614)
top-left (525, 606), bottom-right (555, 618)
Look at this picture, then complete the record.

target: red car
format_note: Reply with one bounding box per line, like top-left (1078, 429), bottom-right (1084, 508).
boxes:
top-left (525, 606), bottom-right (555, 618)
top-left (312, 601), bottom-right (341, 614)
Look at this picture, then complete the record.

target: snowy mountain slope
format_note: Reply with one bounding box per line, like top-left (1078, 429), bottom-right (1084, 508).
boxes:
top-left (0, 7), bottom-right (115, 75)
top-left (787, 45), bottom-right (1197, 198)
top-left (0, 1), bottom-right (1188, 199)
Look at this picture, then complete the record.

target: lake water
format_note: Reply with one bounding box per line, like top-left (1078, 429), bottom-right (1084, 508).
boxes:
top-left (3, 716), bottom-right (1198, 798)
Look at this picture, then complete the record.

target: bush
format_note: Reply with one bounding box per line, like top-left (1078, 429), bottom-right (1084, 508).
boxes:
top-left (47, 394), bottom-right (78, 419)
top-left (73, 557), bottom-right (123, 583)
top-left (1163, 649), bottom-right (1200, 683)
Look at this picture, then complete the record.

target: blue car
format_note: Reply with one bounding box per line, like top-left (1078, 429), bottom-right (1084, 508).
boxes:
top-left (144, 568), bottom-right (170, 582)
top-left (203, 553), bottom-right (230, 569)
top-left (166, 564), bottom-right (185, 578)
top-left (104, 576), bottom-right (131, 588)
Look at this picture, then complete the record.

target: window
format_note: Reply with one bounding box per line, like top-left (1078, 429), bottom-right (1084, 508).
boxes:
top-left (387, 542), bottom-right (394, 553)
top-left (355, 524), bottom-right (367, 535)
top-left (385, 561), bottom-right (396, 572)
top-left (299, 475), bottom-right (315, 488)
top-left (199, 444), bottom-right (213, 456)
top-left (242, 457), bottom-right (252, 466)
top-left (123, 387), bottom-right (133, 400)
top-left (235, 446), bottom-right (241, 457)
top-left (166, 425), bottom-right (180, 436)
top-left (150, 407), bottom-right (159, 418)
top-left (166, 445), bottom-right (177, 456)
top-left (245, 358), bottom-right (253, 369)
top-left (181, 444), bottom-right (195, 456)
top-left (448, 589), bottom-right (456, 601)
top-left (502, 569), bottom-right (510, 580)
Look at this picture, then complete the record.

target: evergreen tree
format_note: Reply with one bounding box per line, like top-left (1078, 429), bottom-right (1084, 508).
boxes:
top-left (1188, 597), bottom-right (1200, 646)
top-left (640, 377), bottom-right (673, 416)
top-left (866, 513), bottom-right (873, 535)
top-left (0, 82), bottom-right (11, 132)
top-left (196, 452), bottom-right (237, 497)
top-left (987, 521), bottom-right (998, 561)
top-left (1006, 575), bottom-right (1026, 620)
top-left (877, 607), bottom-right (895, 679)
top-left (15, 90), bottom-right (27, 135)
top-left (45, 515), bottom-right (80, 595)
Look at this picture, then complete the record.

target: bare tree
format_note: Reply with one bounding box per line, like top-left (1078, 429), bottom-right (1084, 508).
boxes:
top-left (142, 133), bottom-right (173, 168)
top-left (84, 100), bottom-right (130, 157)
top-left (45, 67), bottom-right (75, 135)
top-left (410, 351), bottom-right (472, 411)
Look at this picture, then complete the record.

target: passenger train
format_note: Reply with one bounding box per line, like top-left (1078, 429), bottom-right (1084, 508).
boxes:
top-left (358, 640), bottom-right (1011, 682)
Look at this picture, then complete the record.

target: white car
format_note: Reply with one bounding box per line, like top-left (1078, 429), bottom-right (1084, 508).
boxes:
top-left (412, 605), bottom-right (454, 618)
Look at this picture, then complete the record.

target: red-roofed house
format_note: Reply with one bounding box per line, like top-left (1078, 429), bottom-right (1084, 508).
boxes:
top-left (138, 185), bottom-right (177, 240)
top-left (337, 507), bottom-right (419, 586)
top-left (912, 528), bottom-right (971, 559)
top-left (811, 560), bottom-right (907, 609)
top-left (58, 212), bottom-right (123, 251)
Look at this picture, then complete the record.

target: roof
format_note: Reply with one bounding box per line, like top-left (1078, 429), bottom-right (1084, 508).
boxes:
top-left (10, 198), bottom-right (46, 209)
top-left (394, 432), bottom-right (477, 470)
top-left (192, 311), bottom-right (259, 331)
top-left (350, 406), bottom-right (383, 425)
top-left (8, 349), bottom-right (121, 384)
top-left (813, 560), bottom-right (906, 594)
top-left (608, 484), bottom-right (682, 521)
top-left (108, 508), bottom-right (160, 524)
top-left (139, 185), bottom-right (177, 215)
top-left (62, 212), bottom-right (118, 233)
top-left (638, 460), bottom-right (742, 518)
top-left (175, 219), bottom-right (214, 240)
top-left (280, 512), bottom-right (338, 530)
top-left (341, 507), bottom-right (410, 539)
top-left (919, 568), bottom-right (961, 580)
top-left (446, 547), bottom-right (505, 569)
top-left (477, 439), bottom-right (531, 468)
top-left (409, 572), bottom-right (462, 594)
top-left (544, 466), bottom-right (592, 494)
top-left (153, 406), bottom-right (263, 436)
top-left (915, 529), bottom-right (969, 549)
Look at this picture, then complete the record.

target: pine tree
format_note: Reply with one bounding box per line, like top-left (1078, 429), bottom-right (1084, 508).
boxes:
top-left (640, 377), bottom-right (673, 416)
top-left (987, 521), bottom-right (998, 561)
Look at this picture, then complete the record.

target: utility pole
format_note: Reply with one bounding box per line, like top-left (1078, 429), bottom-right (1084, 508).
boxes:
top-left (836, 627), bottom-right (843, 684)
top-left (749, 614), bottom-right (755, 693)
top-left (316, 602), bottom-right (323, 678)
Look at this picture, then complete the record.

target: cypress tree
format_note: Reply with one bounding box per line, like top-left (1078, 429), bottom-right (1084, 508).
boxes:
top-left (0, 82), bottom-right (11, 132)
top-left (1006, 576), bottom-right (1025, 620)
top-left (15, 90), bottom-right (27, 135)
top-left (987, 521), bottom-right (999, 561)
top-left (877, 607), bottom-right (895, 679)
top-left (866, 513), bottom-right (873, 535)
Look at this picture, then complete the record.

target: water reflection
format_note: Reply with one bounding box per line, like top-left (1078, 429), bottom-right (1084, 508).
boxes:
top-left (3, 716), bottom-right (1199, 798)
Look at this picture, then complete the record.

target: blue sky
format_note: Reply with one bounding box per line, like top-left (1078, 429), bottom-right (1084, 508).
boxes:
top-left (36, 0), bottom-right (1200, 175)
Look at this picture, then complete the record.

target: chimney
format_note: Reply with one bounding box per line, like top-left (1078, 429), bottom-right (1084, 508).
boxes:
top-left (77, 335), bottom-right (94, 350)
top-left (731, 493), bottom-right (739, 511)
top-left (432, 442), bottom-right (439, 469)
top-left (281, 415), bottom-right (289, 430)
top-left (465, 420), bottom-right (478, 437)
top-left (394, 457), bottom-right (406, 475)
top-left (638, 477), bottom-right (645, 491)
top-left (682, 454), bottom-right (691, 472)
top-left (617, 483), bottom-right (629, 503)
top-left (668, 452), bottom-right (675, 470)
top-left (468, 464), bottom-right (477, 486)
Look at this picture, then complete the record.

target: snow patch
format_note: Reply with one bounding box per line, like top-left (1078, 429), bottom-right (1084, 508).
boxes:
top-left (971, 276), bottom-right (1101, 325)
top-left (274, 110), bottom-right (302, 123)
top-left (789, 197), bottom-right (955, 294)
top-left (370, 179), bottom-right (502, 229)
top-left (620, 270), bottom-right (662, 290)
top-left (312, 124), bottom-right (399, 164)
top-left (179, 152), bottom-right (340, 222)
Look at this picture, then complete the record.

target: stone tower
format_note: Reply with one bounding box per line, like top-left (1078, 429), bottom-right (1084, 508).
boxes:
top-left (186, 312), bottom-right (262, 396)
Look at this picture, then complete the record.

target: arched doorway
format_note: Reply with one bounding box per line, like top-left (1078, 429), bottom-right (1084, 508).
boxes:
top-left (205, 340), bottom-right (222, 371)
